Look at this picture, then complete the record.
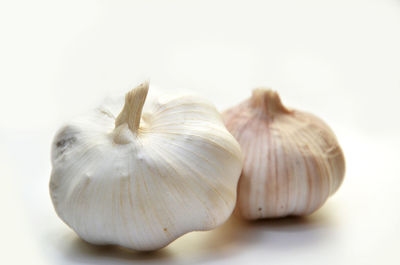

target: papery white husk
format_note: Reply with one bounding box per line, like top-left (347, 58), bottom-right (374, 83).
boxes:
top-left (50, 84), bottom-right (243, 251)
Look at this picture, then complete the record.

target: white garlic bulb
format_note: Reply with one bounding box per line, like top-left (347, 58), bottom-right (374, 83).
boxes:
top-left (50, 82), bottom-right (243, 251)
top-left (223, 89), bottom-right (345, 220)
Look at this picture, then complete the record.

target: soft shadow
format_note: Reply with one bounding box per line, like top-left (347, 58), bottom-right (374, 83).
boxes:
top-left (65, 237), bottom-right (171, 263)
top-left (235, 206), bottom-right (338, 249)
top-left (246, 210), bottom-right (334, 230)
top-left (165, 215), bottom-right (250, 262)
top-left (58, 208), bottom-right (336, 264)
top-left (58, 216), bottom-right (249, 265)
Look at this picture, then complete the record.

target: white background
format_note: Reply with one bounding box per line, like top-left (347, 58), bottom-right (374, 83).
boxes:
top-left (1, 0), bottom-right (400, 264)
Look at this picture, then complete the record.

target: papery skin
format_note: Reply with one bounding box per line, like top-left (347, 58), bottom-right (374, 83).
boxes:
top-left (223, 89), bottom-right (345, 220)
top-left (50, 83), bottom-right (243, 251)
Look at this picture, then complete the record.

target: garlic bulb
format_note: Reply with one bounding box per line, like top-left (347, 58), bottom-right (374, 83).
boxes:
top-left (223, 89), bottom-right (345, 220)
top-left (49, 82), bottom-right (243, 251)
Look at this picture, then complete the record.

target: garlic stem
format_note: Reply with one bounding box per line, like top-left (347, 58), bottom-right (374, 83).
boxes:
top-left (115, 81), bottom-right (149, 133)
top-left (250, 89), bottom-right (290, 115)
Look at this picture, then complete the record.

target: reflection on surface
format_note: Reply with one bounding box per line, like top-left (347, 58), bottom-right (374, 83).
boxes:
top-left (57, 206), bottom-right (337, 265)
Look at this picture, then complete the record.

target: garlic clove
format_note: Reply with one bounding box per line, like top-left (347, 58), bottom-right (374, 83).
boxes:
top-left (223, 89), bottom-right (345, 220)
top-left (50, 82), bottom-right (243, 251)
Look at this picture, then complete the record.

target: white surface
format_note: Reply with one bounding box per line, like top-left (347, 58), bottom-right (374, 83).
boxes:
top-left (1, 0), bottom-right (400, 264)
